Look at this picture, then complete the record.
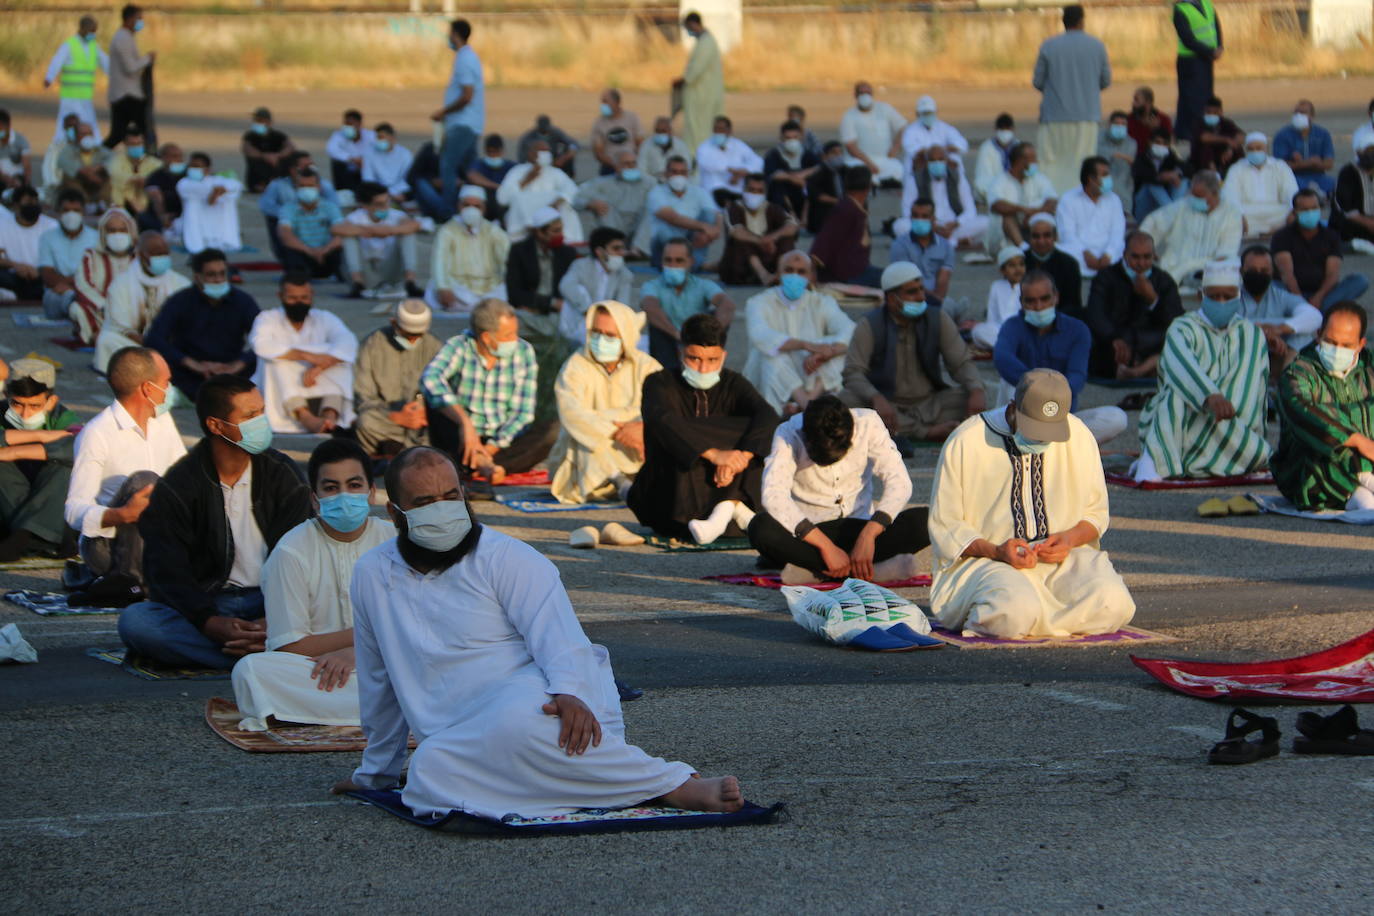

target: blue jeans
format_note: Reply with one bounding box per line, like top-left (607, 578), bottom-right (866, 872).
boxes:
top-left (118, 587), bottom-right (264, 669)
top-left (1134, 184), bottom-right (1185, 222)
top-left (439, 124), bottom-right (478, 213)
top-left (1326, 273), bottom-right (1370, 308)
top-left (412, 178), bottom-right (453, 224)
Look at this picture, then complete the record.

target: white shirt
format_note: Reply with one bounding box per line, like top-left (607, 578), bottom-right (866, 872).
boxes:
top-left (694, 137), bottom-right (764, 195)
top-left (984, 279), bottom-right (1022, 333)
top-left (1352, 122), bottom-right (1374, 157)
top-left (176, 174), bottom-right (243, 253)
top-left (496, 162), bottom-right (580, 241)
top-left (899, 118), bottom-right (969, 171)
top-left (262, 516), bottom-right (395, 650)
top-left (223, 462), bottom-right (267, 588)
top-left (325, 127), bottom-right (376, 166)
top-left (974, 138), bottom-right (1014, 201)
top-left (1055, 186), bottom-right (1126, 276)
top-left (0, 214), bottom-right (58, 268)
top-left (344, 207), bottom-right (411, 260)
top-left (839, 103), bottom-right (907, 161)
top-left (361, 143), bottom-right (415, 197)
top-left (64, 400), bottom-right (188, 539)
top-left (899, 172), bottom-right (978, 227)
top-left (990, 170), bottom-right (1058, 210)
top-left (760, 409), bottom-right (911, 535)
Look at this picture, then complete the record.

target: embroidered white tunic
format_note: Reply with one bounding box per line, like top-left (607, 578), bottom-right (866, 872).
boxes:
top-left (249, 307), bottom-right (360, 433)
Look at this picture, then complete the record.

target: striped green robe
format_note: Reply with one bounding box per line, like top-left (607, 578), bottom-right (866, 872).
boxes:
top-left (1274, 346), bottom-right (1374, 510)
top-left (1138, 312), bottom-right (1270, 478)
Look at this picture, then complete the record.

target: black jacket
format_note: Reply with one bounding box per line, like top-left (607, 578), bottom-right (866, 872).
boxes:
top-left (1026, 248), bottom-right (1084, 319)
top-left (1084, 262), bottom-right (1184, 375)
top-left (139, 439), bottom-right (311, 628)
top-left (505, 236), bottom-right (578, 315)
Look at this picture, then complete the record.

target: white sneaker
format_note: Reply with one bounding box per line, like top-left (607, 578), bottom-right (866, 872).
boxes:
top-left (1352, 238), bottom-right (1374, 256)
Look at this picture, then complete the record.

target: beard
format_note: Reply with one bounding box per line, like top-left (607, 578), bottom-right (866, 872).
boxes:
top-left (394, 499), bottom-right (483, 574)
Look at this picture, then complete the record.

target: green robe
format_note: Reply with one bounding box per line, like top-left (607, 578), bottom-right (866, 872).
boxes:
top-left (1274, 345), bottom-right (1374, 510)
top-left (1138, 312), bottom-right (1270, 479)
top-left (680, 30), bottom-right (724, 153)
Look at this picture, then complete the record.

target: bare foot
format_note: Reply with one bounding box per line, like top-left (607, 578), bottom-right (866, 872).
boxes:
top-left (488, 463), bottom-right (507, 485)
top-left (659, 775), bottom-right (744, 812)
top-left (296, 410), bottom-right (329, 434)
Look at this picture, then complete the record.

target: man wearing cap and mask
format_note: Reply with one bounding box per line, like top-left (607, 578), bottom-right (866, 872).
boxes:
top-left (0, 358), bottom-right (81, 563)
top-left (1274, 302), bottom-right (1374, 511)
top-left (119, 374), bottom-right (310, 668)
top-left (497, 139), bottom-right (582, 244)
top-left (1135, 259), bottom-right (1270, 482)
top-left (1022, 212), bottom-right (1084, 319)
top-left (427, 185), bottom-right (510, 314)
top-left (1141, 170), bottom-right (1242, 289)
top-left (506, 207), bottom-right (579, 421)
top-left (64, 346), bottom-right (183, 589)
top-left (231, 439), bottom-right (394, 733)
top-left (353, 300), bottom-right (442, 456)
top-left (549, 300), bottom-right (661, 505)
top-left (94, 230), bottom-right (190, 375)
top-left (841, 261), bottom-right (985, 446)
top-left (898, 96), bottom-right (968, 179)
top-left (929, 367), bottom-right (1135, 639)
top-left (1221, 132), bottom-right (1298, 237)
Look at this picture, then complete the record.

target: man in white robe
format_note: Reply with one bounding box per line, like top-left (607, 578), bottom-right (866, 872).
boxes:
top-left (674, 12), bottom-right (724, 153)
top-left (332, 446), bottom-right (744, 819)
top-left (1222, 131), bottom-right (1300, 237)
top-left (426, 185), bottom-right (510, 314)
top-left (1055, 156), bottom-right (1126, 278)
top-left (899, 96), bottom-right (969, 177)
top-left (1141, 170), bottom-right (1243, 288)
top-left (929, 368), bottom-right (1135, 638)
top-left (176, 153), bottom-right (243, 254)
top-left (839, 82), bottom-right (907, 184)
top-left (249, 275), bottom-right (359, 434)
top-left (232, 440), bottom-right (394, 731)
top-left (94, 231), bottom-right (190, 375)
top-left (987, 142), bottom-right (1058, 251)
top-left (896, 146), bottom-right (987, 248)
top-left (743, 251), bottom-right (855, 414)
top-left (549, 300), bottom-right (661, 505)
top-left (496, 139), bottom-right (584, 244)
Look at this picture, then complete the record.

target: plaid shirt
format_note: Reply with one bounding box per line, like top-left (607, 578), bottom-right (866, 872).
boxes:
top-left (421, 331), bottom-right (536, 448)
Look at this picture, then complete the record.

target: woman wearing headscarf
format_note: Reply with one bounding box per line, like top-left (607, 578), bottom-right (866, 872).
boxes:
top-left (71, 208), bottom-right (137, 346)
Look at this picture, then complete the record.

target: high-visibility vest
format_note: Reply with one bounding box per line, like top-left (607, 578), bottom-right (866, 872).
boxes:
top-left (60, 35), bottom-right (99, 100)
top-left (1175, 0), bottom-right (1219, 58)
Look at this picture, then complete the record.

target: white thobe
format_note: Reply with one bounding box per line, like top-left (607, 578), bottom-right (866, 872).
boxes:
top-left (838, 103), bottom-right (907, 182)
top-left (898, 172), bottom-right (987, 245)
top-left (1140, 198), bottom-right (1244, 282)
top-left (496, 163), bottom-right (584, 243)
top-left (176, 174), bottom-right (243, 253)
top-left (231, 517), bottom-right (395, 732)
top-left (425, 218), bottom-right (511, 313)
top-left (349, 530), bottom-right (696, 819)
top-left (249, 307), bottom-right (359, 433)
top-left (973, 138), bottom-right (1014, 202)
top-left (986, 171), bottom-right (1058, 252)
top-left (929, 410), bottom-right (1135, 638)
top-left (972, 279), bottom-right (1021, 351)
top-left (694, 137), bottom-right (764, 196)
top-left (1221, 158), bottom-right (1300, 236)
top-left (325, 128), bottom-right (376, 170)
top-left (743, 287), bottom-right (856, 411)
top-left (1055, 186), bottom-right (1126, 276)
top-left (94, 262), bottom-right (191, 374)
top-left (899, 119), bottom-right (969, 174)
top-left (361, 144), bottom-right (415, 198)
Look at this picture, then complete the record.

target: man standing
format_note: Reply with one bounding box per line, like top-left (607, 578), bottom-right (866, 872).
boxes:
top-left (353, 299), bottom-right (442, 457)
top-left (1173, 0), bottom-right (1222, 144)
top-left (591, 89), bottom-right (643, 177)
top-left (674, 12), bottom-right (724, 154)
top-left (43, 16), bottom-right (108, 141)
top-left (1031, 5), bottom-right (1111, 194)
top-left (433, 19), bottom-right (485, 214)
top-left (106, 5), bottom-right (156, 150)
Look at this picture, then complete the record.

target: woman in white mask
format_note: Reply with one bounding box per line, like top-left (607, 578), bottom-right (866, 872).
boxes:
top-left (71, 207), bottom-right (138, 346)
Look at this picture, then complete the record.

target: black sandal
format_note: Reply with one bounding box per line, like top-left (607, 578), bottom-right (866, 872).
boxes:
top-left (1208, 708), bottom-right (1280, 765)
top-left (1293, 705), bottom-right (1374, 755)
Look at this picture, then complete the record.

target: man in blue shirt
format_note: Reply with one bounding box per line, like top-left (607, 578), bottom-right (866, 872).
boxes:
top-left (462, 133), bottom-right (514, 221)
top-left (258, 152), bottom-right (338, 265)
top-left (1272, 99), bottom-right (1335, 198)
top-left (994, 270), bottom-right (1126, 444)
top-left (145, 247), bottom-right (260, 399)
top-left (275, 169), bottom-right (345, 280)
top-left (646, 156), bottom-right (721, 267)
top-left (38, 188), bottom-right (99, 320)
top-left (432, 18), bottom-right (485, 213)
top-left (889, 197), bottom-right (954, 300)
top-left (640, 238), bottom-right (737, 371)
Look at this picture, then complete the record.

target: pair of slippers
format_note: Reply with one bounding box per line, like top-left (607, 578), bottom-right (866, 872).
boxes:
top-left (1197, 494), bottom-right (1260, 518)
top-left (1208, 705), bottom-right (1374, 764)
top-left (568, 522), bottom-right (644, 549)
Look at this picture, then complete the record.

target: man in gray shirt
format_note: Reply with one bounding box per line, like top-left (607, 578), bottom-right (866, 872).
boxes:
top-left (1031, 4), bottom-right (1111, 195)
top-left (106, 4), bottom-right (155, 149)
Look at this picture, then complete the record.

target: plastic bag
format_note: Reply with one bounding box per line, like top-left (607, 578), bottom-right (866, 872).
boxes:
top-left (782, 578), bottom-right (931, 646)
top-left (0, 623), bottom-right (38, 664)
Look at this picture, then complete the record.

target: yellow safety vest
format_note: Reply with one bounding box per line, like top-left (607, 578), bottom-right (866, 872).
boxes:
top-left (60, 35), bottom-right (99, 100)
top-left (1175, 0), bottom-right (1219, 58)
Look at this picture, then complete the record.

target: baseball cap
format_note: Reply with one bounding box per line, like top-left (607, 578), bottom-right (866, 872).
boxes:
top-left (1014, 368), bottom-right (1071, 443)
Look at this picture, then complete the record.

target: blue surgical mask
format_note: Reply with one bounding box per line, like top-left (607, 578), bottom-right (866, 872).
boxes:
top-left (599, 103), bottom-right (613, 118)
top-left (147, 254), bottom-right (172, 276)
top-left (682, 366), bottom-right (721, 390)
top-left (1122, 264), bottom-right (1138, 281)
top-left (779, 273), bottom-right (808, 301)
top-left (251, 122), bottom-right (269, 136)
top-left (1201, 295), bottom-right (1241, 328)
top-left (145, 381), bottom-right (173, 417)
top-left (588, 332), bottom-right (623, 364)
top-left (402, 499), bottom-right (471, 552)
top-left (127, 145), bottom-right (144, 159)
top-left (133, 20), bottom-right (144, 32)
top-left (712, 133), bottom-right (729, 148)
top-left (654, 133), bottom-right (671, 148)
top-left (1013, 431), bottom-right (1050, 455)
top-left (1246, 150), bottom-right (1267, 167)
top-left (169, 161), bottom-right (187, 175)
top-left (483, 156), bottom-right (505, 168)
top-left (901, 300), bottom-right (928, 319)
top-left (202, 280), bottom-right (231, 299)
top-left (1100, 176), bottom-right (1114, 195)
top-left (342, 125), bottom-right (358, 140)
top-left (662, 266), bottom-right (687, 286)
top-left (927, 161), bottom-right (947, 179)
top-left (371, 208), bottom-right (389, 221)
top-left (494, 339), bottom-right (519, 360)
top-left (1188, 195), bottom-right (1209, 213)
top-left (1296, 209), bottom-right (1321, 230)
top-left (5, 406), bottom-right (49, 431)
top-left (1024, 163), bottom-right (1039, 177)
top-left (296, 186), bottom-right (320, 204)
top-left (375, 139), bottom-right (392, 153)
top-left (918, 113), bottom-right (937, 128)
top-left (619, 168), bottom-right (641, 182)
top-left (1203, 113), bottom-right (1220, 128)
top-left (1023, 306), bottom-right (1057, 328)
top-left (910, 218), bottom-right (933, 238)
top-left (65, 127), bottom-right (77, 143)
top-left (225, 413), bottom-right (272, 455)
top-left (1108, 123), bottom-right (1127, 141)
top-left (1318, 342), bottom-right (1359, 376)
top-left (318, 492), bottom-right (371, 533)
top-left (186, 167), bottom-right (205, 181)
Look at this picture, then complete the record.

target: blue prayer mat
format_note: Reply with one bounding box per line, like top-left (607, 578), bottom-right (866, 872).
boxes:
top-left (494, 492), bottom-right (627, 513)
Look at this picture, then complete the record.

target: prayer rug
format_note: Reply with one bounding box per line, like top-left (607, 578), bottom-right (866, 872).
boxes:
top-left (86, 646), bottom-right (230, 680)
top-left (48, 337), bottom-right (92, 352)
top-left (495, 492), bottom-right (627, 513)
top-left (703, 573), bottom-right (931, 590)
top-left (228, 260), bottom-right (280, 272)
top-left (344, 788), bottom-right (784, 836)
top-left (471, 469), bottom-right (550, 487)
top-left (1249, 493), bottom-right (1374, 526)
top-left (929, 625), bottom-right (1178, 650)
top-left (204, 697), bottom-right (416, 753)
top-left (1104, 470), bottom-right (1274, 490)
top-left (646, 536), bottom-right (753, 551)
top-left (1133, 629), bottom-right (1374, 703)
top-left (0, 556), bottom-right (69, 571)
top-left (10, 313), bottom-right (69, 328)
top-left (4, 589), bottom-right (114, 616)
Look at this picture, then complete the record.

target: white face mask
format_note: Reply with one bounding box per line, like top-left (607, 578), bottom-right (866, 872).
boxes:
top-left (603, 253), bottom-right (625, 272)
top-left (401, 499), bottom-right (472, 552)
top-left (667, 174), bottom-right (689, 193)
top-left (460, 205), bottom-right (484, 228)
top-left (856, 93), bottom-right (874, 111)
top-left (59, 211), bottom-right (84, 233)
top-left (106, 232), bottom-right (133, 254)
top-left (1151, 144), bottom-right (1171, 160)
top-left (996, 129), bottom-right (1015, 146)
top-left (742, 192), bottom-right (766, 211)
top-left (535, 150), bottom-right (553, 167)
top-left (5, 405), bottom-right (49, 431)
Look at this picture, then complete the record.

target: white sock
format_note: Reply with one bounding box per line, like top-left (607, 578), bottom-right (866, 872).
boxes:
top-left (1131, 452), bottom-right (1162, 483)
top-left (1347, 479), bottom-right (1374, 512)
top-left (687, 501), bottom-right (735, 545)
top-left (610, 472), bottom-right (633, 502)
top-left (731, 501), bottom-right (755, 531)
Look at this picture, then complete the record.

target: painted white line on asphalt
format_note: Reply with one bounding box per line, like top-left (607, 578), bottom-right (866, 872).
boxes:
top-left (0, 800), bottom-right (340, 834)
top-left (1036, 689), bottom-right (1129, 712)
top-left (1168, 725), bottom-right (1220, 740)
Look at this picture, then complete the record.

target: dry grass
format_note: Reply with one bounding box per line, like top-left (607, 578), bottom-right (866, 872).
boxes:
top-left (2, 8), bottom-right (1369, 95)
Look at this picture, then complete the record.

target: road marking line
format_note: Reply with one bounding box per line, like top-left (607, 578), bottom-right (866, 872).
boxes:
top-left (1036, 689), bottom-right (1129, 712)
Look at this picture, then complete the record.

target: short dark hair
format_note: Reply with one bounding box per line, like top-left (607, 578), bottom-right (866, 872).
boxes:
top-left (1240, 244), bottom-right (1271, 268)
top-left (665, 155), bottom-right (689, 170)
top-left (822, 140), bottom-right (844, 155)
top-left (189, 151), bottom-right (212, 167)
top-left (1109, 109), bottom-right (1129, 122)
top-left (121, 4), bottom-right (141, 21)
top-left (1325, 301), bottom-right (1368, 338)
top-left (296, 167), bottom-right (319, 182)
top-left (911, 196), bottom-right (936, 213)
top-left (661, 237), bottom-right (692, 259)
top-left (484, 133), bottom-right (504, 150)
top-left (57, 188), bottom-right (86, 208)
top-left (714, 115), bottom-right (733, 131)
top-left (780, 119), bottom-right (802, 135)
top-left (744, 172), bottom-right (766, 188)
top-left (1021, 269), bottom-right (1058, 296)
top-left (451, 18), bottom-right (472, 41)
top-left (308, 438), bottom-right (373, 491)
top-left (284, 150), bottom-right (311, 170)
top-left (196, 374), bottom-right (256, 436)
top-left (356, 181), bottom-right (387, 204)
top-left (589, 226), bottom-right (626, 253)
top-left (343, 108), bottom-right (362, 121)
top-left (375, 121), bottom-right (395, 135)
top-left (681, 313), bottom-right (726, 348)
top-left (6, 376), bottom-right (51, 398)
top-left (279, 270), bottom-right (313, 290)
top-left (994, 112), bottom-right (1014, 130)
top-left (190, 247), bottom-right (227, 273)
top-left (1150, 126), bottom-right (1172, 142)
top-left (1080, 155), bottom-right (1109, 185)
top-left (0, 109), bottom-right (9, 125)
top-left (13, 184), bottom-right (38, 204)
top-left (1010, 142), bottom-right (1035, 166)
top-left (124, 124), bottom-right (144, 139)
top-left (683, 11), bottom-right (703, 26)
top-left (788, 104), bottom-right (806, 118)
top-left (1062, 4), bottom-right (1085, 28)
top-left (385, 445), bottom-right (458, 506)
top-left (1206, 96), bottom-right (1223, 109)
top-left (844, 165), bottom-right (872, 191)
top-left (801, 395), bottom-right (854, 467)
top-left (1292, 187), bottom-right (1322, 208)
top-left (107, 346), bottom-right (159, 398)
